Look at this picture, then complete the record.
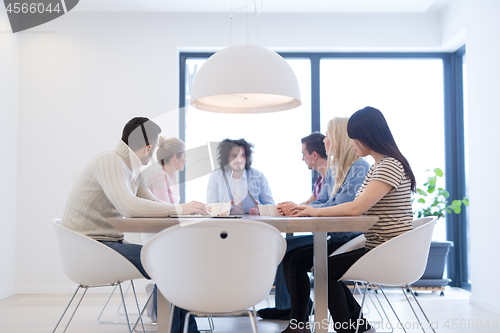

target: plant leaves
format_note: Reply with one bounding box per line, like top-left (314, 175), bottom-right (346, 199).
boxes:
top-left (428, 185), bottom-right (436, 193)
top-left (463, 198), bottom-right (469, 206)
top-left (434, 168), bottom-right (443, 177)
top-left (428, 176), bottom-right (437, 186)
top-left (417, 189), bottom-right (427, 196)
top-left (418, 198), bottom-right (426, 204)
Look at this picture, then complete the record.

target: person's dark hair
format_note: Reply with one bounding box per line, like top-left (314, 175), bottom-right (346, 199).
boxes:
top-left (121, 117), bottom-right (162, 151)
top-left (301, 132), bottom-right (327, 159)
top-left (347, 106), bottom-right (416, 192)
top-left (217, 138), bottom-right (253, 170)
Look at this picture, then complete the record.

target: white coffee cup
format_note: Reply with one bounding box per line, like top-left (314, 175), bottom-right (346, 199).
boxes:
top-left (258, 204), bottom-right (280, 217)
top-left (258, 205), bottom-right (269, 216)
top-left (206, 203), bottom-right (231, 216)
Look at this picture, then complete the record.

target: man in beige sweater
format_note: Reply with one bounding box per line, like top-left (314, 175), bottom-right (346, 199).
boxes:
top-left (62, 117), bottom-right (206, 277)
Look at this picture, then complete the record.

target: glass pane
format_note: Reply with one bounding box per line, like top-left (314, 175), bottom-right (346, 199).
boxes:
top-left (184, 58), bottom-right (312, 205)
top-left (320, 58), bottom-right (446, 240)
top-left (463, 54), bottom-right (471, 284)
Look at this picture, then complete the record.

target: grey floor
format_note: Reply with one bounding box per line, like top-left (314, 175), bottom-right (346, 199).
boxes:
top-left (1, 286), bottom-right (500, 332)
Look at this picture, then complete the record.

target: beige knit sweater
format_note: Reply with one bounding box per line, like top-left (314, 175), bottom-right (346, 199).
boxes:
top-left (61, 141), bottom-right (182, 241)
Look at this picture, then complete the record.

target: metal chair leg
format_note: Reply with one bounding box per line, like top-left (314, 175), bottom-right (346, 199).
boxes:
top-left (118, 281), bottom-right (133, 314)
top-left (119, 282), bottom-right (134, 333)
top-left (132, 288), bottom-right (155, 332)
top-left (130, 281), bottom-right (147, 333)
top-left (378, 285), bottom-right (407, 333)
top-left (354, 282), bottom-right (369, 333)
top-left (354, 282), bottom-right (371, 316)
top-left (247, 307), bottom-right (259, 333)
top-left (370, 286), bottom-right (394, 333)
top-left (404, 286), bottom-right (437, 333)
top-left (98, 281), bottom-right (140, 325)
top-left (97, 284), bottom-right (119, 323)
top-left (52, 285), bottom-right (89, 333)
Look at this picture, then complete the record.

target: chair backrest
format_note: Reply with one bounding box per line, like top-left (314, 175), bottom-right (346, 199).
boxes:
top-left (330, 234), bottom-right (366, 257)
top-left (340, 217), bottom-right (437, 286)
top-left (141, 219), bottom-right (286, 313)
top-left (412, 216), bottom-right (435, 229)
top-left (53, 219), bottom-right (144, 286)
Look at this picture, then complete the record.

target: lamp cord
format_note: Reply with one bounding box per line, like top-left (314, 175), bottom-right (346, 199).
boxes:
top-left (229, 0), bottom-right (263, 45)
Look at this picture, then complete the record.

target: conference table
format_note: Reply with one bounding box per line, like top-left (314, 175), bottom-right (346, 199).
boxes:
top-left (108, 215), bottom-right (377, 333)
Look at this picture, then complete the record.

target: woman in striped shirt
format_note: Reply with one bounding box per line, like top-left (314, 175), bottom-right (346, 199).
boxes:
top-left (286, 107), bottom-right (416, 333)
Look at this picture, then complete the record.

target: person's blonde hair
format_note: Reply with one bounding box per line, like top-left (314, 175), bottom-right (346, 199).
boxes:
top-left (326, 117), bottom-right (361, 196)
top-left (156, 136), bottom-right (185, 166)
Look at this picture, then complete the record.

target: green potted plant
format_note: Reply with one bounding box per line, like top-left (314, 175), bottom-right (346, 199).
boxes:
top-left (411, 168), bottom-right (469, 295)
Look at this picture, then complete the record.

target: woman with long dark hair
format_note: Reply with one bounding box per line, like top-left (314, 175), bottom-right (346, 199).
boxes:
top-left (284, 107), bottom-right (415, 333)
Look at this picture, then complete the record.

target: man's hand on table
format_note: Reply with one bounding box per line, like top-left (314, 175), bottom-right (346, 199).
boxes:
top-left (180, 201), bottom-right (208, 215)
top-left (249, 207), bottom-right (259, 215)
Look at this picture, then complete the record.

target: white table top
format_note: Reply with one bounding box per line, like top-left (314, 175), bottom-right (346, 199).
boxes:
top-left (108, 215), bottom-right (378, 234)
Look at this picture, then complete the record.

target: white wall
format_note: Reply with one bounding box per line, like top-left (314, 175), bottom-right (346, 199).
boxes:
top-left (0, 9), bottom-right (18, 300)
top-left (457, 0), bottom-right (500, 314)
top-left (11, 5), bottom-right (500, 316)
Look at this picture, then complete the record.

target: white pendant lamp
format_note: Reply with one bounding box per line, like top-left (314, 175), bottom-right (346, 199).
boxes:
top-left (190, 44), bottom-right (301, 113)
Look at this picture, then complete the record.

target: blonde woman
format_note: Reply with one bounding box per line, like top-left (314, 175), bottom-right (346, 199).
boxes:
top-left (148, 136), bottom-right (186, 204)
top-left (259, 118), bottom-right (370, 321)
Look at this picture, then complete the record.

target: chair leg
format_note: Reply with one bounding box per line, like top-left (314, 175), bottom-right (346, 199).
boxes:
top-left (183, 310), bottom-right (192, 333)
top-left (370, 286), bottom-right (394, 333)
top-left (98, 281), bottom-right (139, 325)
top-left (248, 307), bottom-right (259, 333)
top-left (118, 281), bottom-right (133, 315)
top-left (207, 315), bottom-right (215, 332)
top-left (130, 280), bottom-right (147, 333)
top-left (132, 288), bottom-right (155, 333)
top-left (167, 303), bottom-right (175, 333)
top-left (354, 282), bottom-right (369, 333)
top-left (378, 286), bottom-right (407, 333)
top-left (119, 282), bottom-right (135, 333)
top-left (403, 286), bottom-right (437, 333)
top-left (354, 282), bottom-right (371, 316)
top-left (52, 285), bottom-right (88, 333)
top-left (97, 284), bottom-right (119, 323)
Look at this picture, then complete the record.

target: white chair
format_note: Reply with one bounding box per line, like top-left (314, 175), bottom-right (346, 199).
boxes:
top-left (141, 219), bottom-right (287, 333)
top-left (52, 219), bottom-right (147, 333)
top-left (340, 217), bottom-right (438, 333)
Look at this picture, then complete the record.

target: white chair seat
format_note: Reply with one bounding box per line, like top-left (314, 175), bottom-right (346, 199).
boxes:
top-left (141, 219), bottom-right (286, 333)
top-left (339, 217), bottom-right (438, 333)
top-left (52, 219), bottom-right (147, 333)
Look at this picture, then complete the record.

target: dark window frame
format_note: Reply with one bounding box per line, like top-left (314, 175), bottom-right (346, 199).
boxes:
top-left (179, 49), bottom-right (468, 289)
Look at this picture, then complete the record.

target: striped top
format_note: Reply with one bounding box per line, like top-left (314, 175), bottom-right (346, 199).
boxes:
top-left (62, 141), bottom-right (182, 242)
top-left (356, 156), bottom-right (413, 250)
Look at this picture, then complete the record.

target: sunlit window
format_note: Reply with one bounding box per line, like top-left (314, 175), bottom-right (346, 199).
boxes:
top-left (320, 58), bottom-right (446, 240)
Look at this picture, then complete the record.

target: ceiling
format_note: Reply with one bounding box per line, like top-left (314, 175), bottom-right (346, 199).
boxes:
top-left (73, 0), bottom-right (452, 14)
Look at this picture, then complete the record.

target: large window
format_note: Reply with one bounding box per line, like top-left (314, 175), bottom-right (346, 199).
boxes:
top-left (179, 50), bottom-right (468, 289)
top-left (320, 58), bottom-right (446, 240)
